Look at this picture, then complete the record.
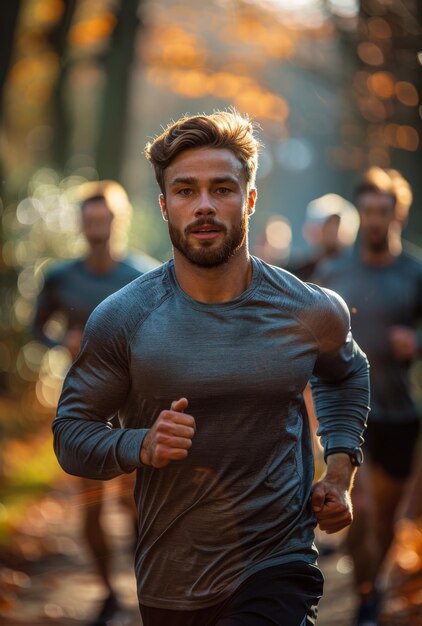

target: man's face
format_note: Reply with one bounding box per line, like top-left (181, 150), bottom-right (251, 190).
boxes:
top-left (81, 199), bottom-right (114, 246)
top-left (358, 191), bottom-right (395, 252)
top-left (160, 147), bottom-right (256, 268)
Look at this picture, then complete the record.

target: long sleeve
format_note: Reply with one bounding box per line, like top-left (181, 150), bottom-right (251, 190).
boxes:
top-left (52, 297), bottom-right (147, 480)
top-left (309, 287), bottom-right (370, 455)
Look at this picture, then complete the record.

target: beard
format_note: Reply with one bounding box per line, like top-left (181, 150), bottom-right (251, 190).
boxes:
top-left (168, 213), bottom-right (249, 268)
top-left (365, 232), bottom-right (389, 253)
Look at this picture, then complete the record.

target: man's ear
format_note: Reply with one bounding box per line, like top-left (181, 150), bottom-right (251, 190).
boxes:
top-left (159, 194), bottom-right (168, 221)
top-left (248, 188), bottom-right (257, 216)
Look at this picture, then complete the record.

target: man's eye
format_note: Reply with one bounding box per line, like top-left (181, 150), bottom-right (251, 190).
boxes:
top-left (177, 188), bottom-right (192, 196)
top-left (216, 187), bottom-right (232, 194)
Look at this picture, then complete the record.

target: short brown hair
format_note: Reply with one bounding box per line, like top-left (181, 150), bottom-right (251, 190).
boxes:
top-left (144, 110), bottom-right (262, 194)
top-left (354, 167), bottom-right (397, 208)
top-left (77, 180), bottom-right (130, 217)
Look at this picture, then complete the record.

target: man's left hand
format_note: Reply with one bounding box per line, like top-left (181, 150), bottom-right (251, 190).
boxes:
top-left (311, 478), bottom-right (353, 534)
top-left (311, 452), bottom-right (356, 534)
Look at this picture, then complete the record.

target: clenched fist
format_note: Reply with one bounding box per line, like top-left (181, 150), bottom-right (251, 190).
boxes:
top-left (140, 398), bottom-right (196, 468)
top-left (312, 452), bottom-right (356, 534)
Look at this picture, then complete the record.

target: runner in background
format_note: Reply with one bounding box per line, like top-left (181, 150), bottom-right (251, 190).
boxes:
top-left (314, 168), bottom-right (422, 626)
top-left (33, 180), bottom-right (159, 626)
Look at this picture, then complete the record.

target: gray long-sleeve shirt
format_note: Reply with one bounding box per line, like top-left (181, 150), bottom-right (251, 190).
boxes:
top-left (32, 257), bottom-right (151, 348)
top-left (53, 256), bottom-right (369, 610)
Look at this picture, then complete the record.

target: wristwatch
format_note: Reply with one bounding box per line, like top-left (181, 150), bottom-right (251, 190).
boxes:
top-left (324, 446), bottom-right (364, 467)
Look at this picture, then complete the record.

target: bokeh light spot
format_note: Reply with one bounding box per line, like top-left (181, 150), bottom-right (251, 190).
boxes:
top-left (357, 42), bottom-right (384, 66)
top-left (69, 14), bottom-right (117, 48)
top-left (336, 555), bottom-right (354, 574)
top-left (367, 72), bottom-right (395, 99)
top-left (16, 198), bottom-right (42, 226)
top-left (265, 217), bottom-right (292, 250)
top-left (276, 138), bottom-right (313, 172)
top-left (396, 126), bottom-right (419, 151)
top-left (367, 17), bottom-right (392, 39)
top-left (395, 81), bottom-right (419, 107)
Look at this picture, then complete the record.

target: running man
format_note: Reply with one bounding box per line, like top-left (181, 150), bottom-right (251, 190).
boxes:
top-left (53, 111), bottom-right (369, 626)
top-left (315, 168), bottom-right (422, 626)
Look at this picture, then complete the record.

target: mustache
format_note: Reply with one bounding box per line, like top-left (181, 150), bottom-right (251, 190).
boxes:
top-left (185, 218), bottom-right (227, 235)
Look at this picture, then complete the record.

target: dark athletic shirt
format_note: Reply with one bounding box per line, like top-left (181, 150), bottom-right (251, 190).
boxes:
top-left (32, 257), bottom-right (150, 347)
top-left (53, 257), bottom-right (369, 610)
top-left (315, 248), bottom-right (422, 423)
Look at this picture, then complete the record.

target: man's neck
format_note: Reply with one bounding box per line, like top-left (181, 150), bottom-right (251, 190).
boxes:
top-left (84, 244), bottom-right (117, 274)
top-left (173, 249), bottom-right (253, 303)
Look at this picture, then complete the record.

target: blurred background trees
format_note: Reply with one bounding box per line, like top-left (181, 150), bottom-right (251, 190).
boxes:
top-left (0, 0), bottom-right (421, 543)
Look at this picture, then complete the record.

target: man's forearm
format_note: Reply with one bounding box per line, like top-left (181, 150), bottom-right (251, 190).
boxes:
top-left (52, 417), bottom-right (147, 480)
top-left (324, 452), bottom-right (357, 492)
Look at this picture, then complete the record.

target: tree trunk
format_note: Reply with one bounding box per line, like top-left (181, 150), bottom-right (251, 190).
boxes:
top-left (49, 0), bottom-right (78, 173)
top-left (95, 0), bottom-right (142, 181)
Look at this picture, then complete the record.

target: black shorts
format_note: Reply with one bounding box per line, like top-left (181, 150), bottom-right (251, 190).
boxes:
top-left (364, 419), bottom-right (421, 480)
top-left (140, 561), bottom-right (324, 626)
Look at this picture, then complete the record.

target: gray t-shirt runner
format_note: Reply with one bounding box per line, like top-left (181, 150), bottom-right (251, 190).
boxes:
top-left (53, 256), bottom-right (369, 610)
top-left (32, 256), bottom-right (150, 347)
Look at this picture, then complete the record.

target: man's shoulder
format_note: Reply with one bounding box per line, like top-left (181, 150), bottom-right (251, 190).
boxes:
top-left (257, 257), bottom-right (346, 313)
top-left (263, 256), bottom-right (350, 350)
top-left (256, 257), bottom-right (307, 298)
top-left (42, 258), bottom-right (83, 283)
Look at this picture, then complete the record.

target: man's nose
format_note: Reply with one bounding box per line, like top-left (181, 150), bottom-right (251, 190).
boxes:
top-left (194, 192), bottom-right (216, 216)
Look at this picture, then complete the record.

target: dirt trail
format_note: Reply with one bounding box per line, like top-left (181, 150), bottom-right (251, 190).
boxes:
top-left (1, 482), bottom-right (421, 626)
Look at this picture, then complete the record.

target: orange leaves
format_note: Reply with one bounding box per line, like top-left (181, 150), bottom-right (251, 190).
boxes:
top-left (147, 67), bottom-right (289, 123)
top-left (69, 13), bottom-right (117, 48)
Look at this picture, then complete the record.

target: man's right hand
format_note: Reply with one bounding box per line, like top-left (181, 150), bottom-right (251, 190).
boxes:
top-left (140, 398), bottom-right (195, 468)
